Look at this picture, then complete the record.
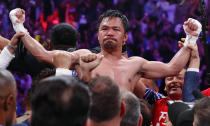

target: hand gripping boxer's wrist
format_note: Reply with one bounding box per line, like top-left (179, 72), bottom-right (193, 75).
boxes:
top-left (183, 18), bottom-right (202, 46)
top-left (9, 8), bottom-right (27, 33)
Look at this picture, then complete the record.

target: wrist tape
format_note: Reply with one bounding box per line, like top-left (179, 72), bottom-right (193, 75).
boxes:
top-left (9, 9), bottom-right (27, 33)
top-left (55, 68), bottom-right (73, 76)
top-left (183, 18), bottom-right (202, 46)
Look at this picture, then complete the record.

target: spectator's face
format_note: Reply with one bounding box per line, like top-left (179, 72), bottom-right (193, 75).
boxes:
top-left (98, 17), bottom-right (128, 51)
top-left (165, 69), bottom-right (186, 99)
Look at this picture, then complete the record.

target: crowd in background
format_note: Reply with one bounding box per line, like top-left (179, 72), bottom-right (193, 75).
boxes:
top-left (0, 0), bottom-right (210, 116)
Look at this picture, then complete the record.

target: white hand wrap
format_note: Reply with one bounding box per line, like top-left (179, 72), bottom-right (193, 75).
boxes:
top-left (187, 68), bottom-right (199, 72)
top-left (55, 68), bottom-right (73, 76)
top-left (9, 9), bottom-right (27, 33)
top-left (0, 47), bottom-right (15, 69)
top-left (183, 18), bottom-right (202, 46)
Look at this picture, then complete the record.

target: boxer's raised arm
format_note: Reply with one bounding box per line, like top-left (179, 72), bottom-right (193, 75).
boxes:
top-left (137, 18), bottom-right (202, 79)
top-left (9, 8), bottom-right (54, 63)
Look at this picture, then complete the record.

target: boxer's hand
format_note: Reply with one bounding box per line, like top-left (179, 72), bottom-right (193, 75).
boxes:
top-left (178, 38), bottom-right (185, 48)
top-left (9, 8), bottom-right (27, 33)
top-left (178, 37), bottom-right (198, 59)
top-left (183, 18), bottom-right (202, 46)
top-left (10, 32), bottom-right (25, 47)
top-left (80, 53), bottom-right (103, 72)
top-left (52, 52), bottom-right (72, 69)
top-left (79, 53), bottom-right (103, 83)
top-left (7, 32), bottom-right (25, 54)
top-left (81, 53), bottom-right (97, 63)
top-left (183, 18), bottom-right (201, 36)
top-left (179, 37), bottom-right (200, 69)
top-left (178, 37), bottom-right (195, 49)
top-left (9, 8), bottom-right (25, 24)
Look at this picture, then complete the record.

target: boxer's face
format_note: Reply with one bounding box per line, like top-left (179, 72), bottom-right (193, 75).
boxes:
top-left (98, 17), bottom-right (128, 51)
top-left (165, 69), bottom-right (186, 99)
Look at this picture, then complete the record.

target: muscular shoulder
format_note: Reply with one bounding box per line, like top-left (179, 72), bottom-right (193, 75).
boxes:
top-left (51, 49), bottom-right (91, 55)
top-left (124, 56), bottom-right (149, 77)
top-left (50, 50), bottom-right (70, 55)
top-left (127, 56), bottom-right (148, 68)
top-left (72, 49), bottom-right (91, 55)
top-left (75, 49), bottom-right (91, 53)
top-left (128, 56), bottom-right (145, 61)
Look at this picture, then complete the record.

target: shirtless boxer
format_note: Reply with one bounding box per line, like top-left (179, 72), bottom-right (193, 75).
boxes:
top-left (9, 9), bottom-right (201, 93)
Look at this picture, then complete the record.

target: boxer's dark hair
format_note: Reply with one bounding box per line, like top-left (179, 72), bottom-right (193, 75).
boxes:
top-left (97, 10), bottom-right (129, 33)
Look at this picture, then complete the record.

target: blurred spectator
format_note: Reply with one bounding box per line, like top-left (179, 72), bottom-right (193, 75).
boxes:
top-left (120, 90), bottom-right (142, 126)
top-left (31, 75), bottom-right (91, 126)
top-left (144, 0), bottom-right (156, 16)
top-left (193, 97), bottom-right (210, 126)
top-left (14, 72), bottom-right (32, 117)
top-left (156, 0), bottom-right (176, 23)
top-left (139, 99), bottom-right (152, 126)
top-left (65, 3), bottom-right (78, 28)
top-left (167, 102), bottom-right (193, 126)
top-left (0, 70), bottom-right (17, 126)
top-left (88, 76), bottom-right (125, 126)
